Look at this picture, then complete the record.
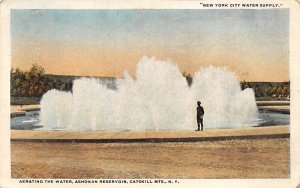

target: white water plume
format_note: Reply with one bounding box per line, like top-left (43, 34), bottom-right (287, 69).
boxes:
top-left (40, 57), bottom-right (258, 131)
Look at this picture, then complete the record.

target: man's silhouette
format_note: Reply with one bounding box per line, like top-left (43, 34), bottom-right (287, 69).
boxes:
top-left (196, 101), bottom-right (204, 131)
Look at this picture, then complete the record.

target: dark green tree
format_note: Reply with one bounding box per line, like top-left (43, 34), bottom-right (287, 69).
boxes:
top-left (182, 72), bottom-right (193, 87)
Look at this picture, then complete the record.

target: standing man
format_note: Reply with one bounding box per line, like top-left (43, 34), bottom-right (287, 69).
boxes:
top-left (196, 101), bottom-right (204, 131)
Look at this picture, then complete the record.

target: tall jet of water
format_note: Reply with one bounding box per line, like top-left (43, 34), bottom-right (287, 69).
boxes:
top-left (40, 57), bottom-right (257, 131)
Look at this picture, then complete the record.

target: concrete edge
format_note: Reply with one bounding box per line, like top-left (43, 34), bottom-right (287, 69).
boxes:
top-left (10, 111), bottom-right (26, 118)
top-left (10, 133), bottom-right (290, 143)
top-left (258, 107), bottom-right (290, 114)
top-left (256, 102), bottom-right (290, 106)
top-left (11, 108), bottom-right (40, 118)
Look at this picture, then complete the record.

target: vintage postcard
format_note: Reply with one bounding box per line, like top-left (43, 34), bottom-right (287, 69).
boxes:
top-left (1, 0), bottom-right (300, 187)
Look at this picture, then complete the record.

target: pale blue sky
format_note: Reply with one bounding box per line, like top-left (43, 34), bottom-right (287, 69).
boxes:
top-left (11, 9), bottom-right (289, 81)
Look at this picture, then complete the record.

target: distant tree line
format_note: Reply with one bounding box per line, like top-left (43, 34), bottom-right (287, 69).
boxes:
top-left (241, 81), bottom-right (290, 99)
top-left (11, 63), bottom-right (72, 97)
top-left (182, 73), bottom-right (290, 99)
top-left (11, 64), bottom-right (290, 100)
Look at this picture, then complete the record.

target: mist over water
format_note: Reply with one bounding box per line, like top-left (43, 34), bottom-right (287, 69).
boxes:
top-left (40, 57), bottom-right (258, 131)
